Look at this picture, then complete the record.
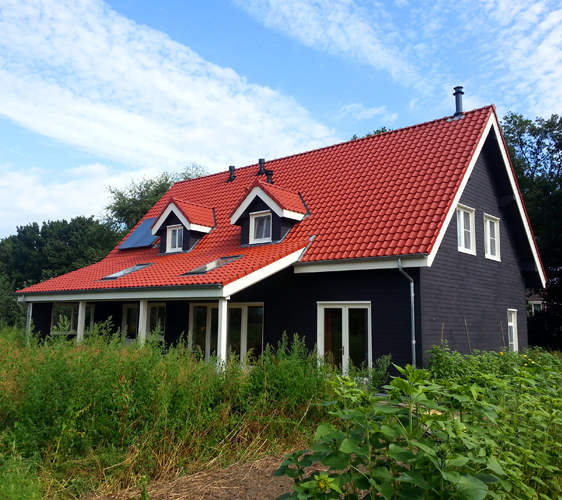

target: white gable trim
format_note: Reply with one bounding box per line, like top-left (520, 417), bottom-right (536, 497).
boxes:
top-left (230, 187), bottom-right (305, 225)
top-left (426, 113), bottom-right (546, 287)
top-left (151, 203), bottom-right (213, 235)
top-left (294, 255), bottom-right (429, 273)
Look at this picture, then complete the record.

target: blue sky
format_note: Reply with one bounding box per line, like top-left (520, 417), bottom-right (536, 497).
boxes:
top-left (0, 0), bottom-right (560, 238)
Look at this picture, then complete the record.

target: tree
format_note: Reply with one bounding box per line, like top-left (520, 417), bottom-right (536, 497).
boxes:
top-left (351, 127), bottom-right (392, 140)
top-left (0, 216), bottom-right (119, 290)
top-left (502, 112), bottom-right (562, 344)
top-left (104, 163), bottom-right (207, 232)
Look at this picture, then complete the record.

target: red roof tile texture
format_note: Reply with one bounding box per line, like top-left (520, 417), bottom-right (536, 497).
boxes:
top-left (21, 106), bottom-right (494, 294)
top-left (167, 198), bottom-right (215, 228)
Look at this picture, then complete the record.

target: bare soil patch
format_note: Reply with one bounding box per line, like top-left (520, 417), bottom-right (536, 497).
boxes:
top-left (82, 456), bottom-right (293, 500)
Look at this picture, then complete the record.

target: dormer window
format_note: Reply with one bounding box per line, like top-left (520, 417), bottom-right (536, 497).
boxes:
top-left (250, 211), bottom-right (272, 244)
top-left (167, 225), bottom-right (184, 253)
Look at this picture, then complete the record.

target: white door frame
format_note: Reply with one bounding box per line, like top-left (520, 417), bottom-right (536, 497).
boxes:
top-left (317, 301), bottom-right (372, 373)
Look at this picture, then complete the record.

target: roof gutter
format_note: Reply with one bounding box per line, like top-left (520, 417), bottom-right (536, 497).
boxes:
top-left (397, 258), bottom-right (416, 367)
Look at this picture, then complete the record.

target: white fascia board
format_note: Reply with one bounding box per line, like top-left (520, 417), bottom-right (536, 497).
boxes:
top-left (231, 187), bottom-right (283, 223)
top-left (488, 115), bottom-right (546, 286)
top-left (281, 209), bottom-right (306, 221)
top-left (294, 255), bottom-right (428, 274)
top-left (425, 114), bottom-right (546, 287)
top-left (222, 248), bottom-right (306, 296)
top-left (17, 287), bottom-right (226, 303)
top-left (426, 117), bottom-right (493, 267)
top-left (151, 203), bottom-right (212, 235)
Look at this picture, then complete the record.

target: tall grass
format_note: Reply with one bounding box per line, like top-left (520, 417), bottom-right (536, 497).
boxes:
top-left (0, 326), bottom-right (334, 499)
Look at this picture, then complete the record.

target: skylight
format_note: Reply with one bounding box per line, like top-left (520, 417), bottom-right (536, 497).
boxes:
top-left (101, 263), bottom-right (153, 280)
top-left (182, 255), bottom-right (243, 275)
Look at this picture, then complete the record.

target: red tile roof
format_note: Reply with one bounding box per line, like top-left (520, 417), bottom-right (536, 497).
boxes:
top-left (230, 178), bottom-right (308, 218)
top-left (159, 197), bottom-right (215, 229)
top-left (20, 106), bottom-right (497, 294)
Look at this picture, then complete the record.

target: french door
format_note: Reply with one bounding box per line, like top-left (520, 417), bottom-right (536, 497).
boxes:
top-left (317, 302), bottom-right (372, 373)
top-left (189, 303), bottom-right (264, 361)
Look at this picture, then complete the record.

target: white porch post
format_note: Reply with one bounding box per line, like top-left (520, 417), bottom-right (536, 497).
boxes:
top-left (217, 298), bottom-right (228, 366)
top-left (25, 302), bottom-right (33, 344)
top-left (76, 301), bottom-right (87, 343)
top-left (138, 299), bottom-right (149, 344)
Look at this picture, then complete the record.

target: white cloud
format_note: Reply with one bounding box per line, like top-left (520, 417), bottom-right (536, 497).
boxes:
top-left (234, 0), bottom-right (427, 92)
top-left (338, 103), bottom-right (397, 122)
top-left (0, 0), bottom-right (339, 174)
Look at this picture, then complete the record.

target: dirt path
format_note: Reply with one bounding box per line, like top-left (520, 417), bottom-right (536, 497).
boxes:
top-left (83, 456), bottom-right (294, 500)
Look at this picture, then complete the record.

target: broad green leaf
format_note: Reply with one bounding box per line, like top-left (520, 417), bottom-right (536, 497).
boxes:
top-left (320, 450), bottom-right (349, 469)
top-left (339, 438), bottom-right (363, 454)
top-left (314, 423), bottom-right (334, 440)
top-left (476, 473), bottom-right (500, 484)
top-left (441, 470), bottom-right (462, 484)
top-left (370, 466), bottom-right (392, 483)
top-left (445, 455), bottom-right (470, 468)
top-left (456, 474), bottom-right (488, 500)
top-left (372, 481), bottom-right (394, 500)
top-left (397, 471), bottom-right (430, 489)
top-left (374, 404), bottom-right (401, 414)
top-left (486, 456), bottom-right (506, 476)
top-left (390, 378), bottom-right (416, 396)
top-left (388, 444), bottom-right (416, 464)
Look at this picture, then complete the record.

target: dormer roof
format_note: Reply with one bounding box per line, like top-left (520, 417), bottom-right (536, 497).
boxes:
top-left (230, 178), bottom-right (308, 225)
top-left (151, 197), bottom-right (215, 235)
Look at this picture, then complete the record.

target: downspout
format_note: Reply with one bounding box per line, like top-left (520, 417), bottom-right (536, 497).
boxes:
top-left (397, 259), bottom-right (416, 367)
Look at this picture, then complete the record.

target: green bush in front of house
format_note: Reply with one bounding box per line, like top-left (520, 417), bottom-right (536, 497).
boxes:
top-left (276, 346), bottom-right (562, 499)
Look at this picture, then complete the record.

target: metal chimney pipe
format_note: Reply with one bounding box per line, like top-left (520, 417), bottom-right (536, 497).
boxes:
top-left (265, 169), bottom-right (274, 184)
top-left (227, 165), bottom-right (236, 182)
top-left (453, 86), bottom-right (464, 116)
top-left (257, 158), bottom-right (265, 176)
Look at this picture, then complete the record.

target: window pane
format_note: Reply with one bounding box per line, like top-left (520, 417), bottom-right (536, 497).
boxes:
top-left (193, 306), bottom-right (207, 355)
top-left (171, 229), bottom-right (177, 248)
top-left (348, 308), bottom-right (368, 369)
top-left (324, 308), bottom-right (343, 368)
top-left (247, 306), bottom-right (263, 359)
top-left (489, 220), bottom-right (496, 256)
top-left (457, 210), bottom-right (462, 247)
top-left (463, 211), bottom-right (471, 249)
top-left (254, 215), bottom-right (271, 240)
top-left (125, 306), bottom-right (139, 339)
top-left (228, 308), bottom-right (242, 357)
top-left (149, 305), bottom-right (166, 333)
top-left (177, 228), bottom-right (183, 248)
top-left (210, 307), bottom-right (218, 356)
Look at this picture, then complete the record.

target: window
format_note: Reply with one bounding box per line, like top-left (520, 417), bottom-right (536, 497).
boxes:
top-left (507, 309), bottom-right (518, 352)
top-left (182, 255), bottom-right (243, 275)
top-left (122, 304), bottom-right (139, 344)
top-left (529, 301), bottom-right (544, 315)
top-left (166, 225), bottom-right (184, 253)
top-left (101, 263), bottom-right (152, 280)
top-left (484, 214), bottom-right (500, 260)
top-left (457, 205), bottom-right (476, 254)
top-left (188, 303), bottom-right (264, 361)
top-left (149, 303), bottom-right (166, 334)
top-left (249, 211), bottom-right (272, 244)
top-left (51, 303), bottom-right (94, 335)
top-left (317, 302), bottom-right (372, 374)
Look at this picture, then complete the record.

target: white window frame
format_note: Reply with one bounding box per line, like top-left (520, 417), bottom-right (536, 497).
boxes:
top-left (528, 301), bottom-right (543, 315)
top-left (317, 301), bottom-right (372, 374)
top-left (166, 225), bottom-right (184, 253)
top-left (188, 302), bottom-right (264, 361)
top-left (249, 211), bottom-right (272, 244)
top-left (457, 204), bottom-right (476, 255)
top-left (507, 309), bottom-right (518, 352)
top-left (50, 303), bottom-right (94, 335)
top-left (484, 214), bottom-right (501, 261)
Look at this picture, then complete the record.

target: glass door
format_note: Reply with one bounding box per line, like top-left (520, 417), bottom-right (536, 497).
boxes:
top-left (318, 302), bottom-right (371, 373)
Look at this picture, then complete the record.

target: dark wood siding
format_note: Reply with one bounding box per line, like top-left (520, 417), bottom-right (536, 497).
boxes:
top-left (94, 301), bottom-right (123, 333)
top-left (164, 300), bottom-right (189, 344)
top-left (419, 145), bottom-right (528, 364)
top-left (232, 266), bottom-right (421, 367)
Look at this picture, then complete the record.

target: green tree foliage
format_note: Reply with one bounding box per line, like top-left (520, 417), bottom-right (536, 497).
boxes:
top-left (0, 273), bottom-right (24, 326)
top-left (0, 216), bottom-right (119, 290)
top-left (351, 126), bottom-right (392, 140)
top-left (104, 163), bottom-right (207, 232)
top-left (502, 112), bottom-right (562, 344)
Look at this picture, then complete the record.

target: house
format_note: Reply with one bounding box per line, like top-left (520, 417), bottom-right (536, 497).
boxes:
top-left (16, 91), bottom-right (546, 367)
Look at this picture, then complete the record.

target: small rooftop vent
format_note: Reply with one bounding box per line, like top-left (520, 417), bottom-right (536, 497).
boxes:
top-left (257, 158), bottom-right (266, 176)
top-left (227, 165), bottom-right (236, 182)
top-left (265, 169), bottom-right (274, 184)
top-left (453, 86), bottom-right (464, 116)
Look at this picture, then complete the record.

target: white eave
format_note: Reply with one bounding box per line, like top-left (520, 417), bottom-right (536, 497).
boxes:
top-left (230, 186), bottom-right (306, 224)
top-left (151, 202), bottom-right (213, 235)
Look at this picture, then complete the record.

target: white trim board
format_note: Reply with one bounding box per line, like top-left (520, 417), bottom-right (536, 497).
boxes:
top-left (294, 255), bottom-right (428, 273)
top-left (152, 202), bottom-right (213, 235)
top-left (230, 186), bottom-right (306, 224)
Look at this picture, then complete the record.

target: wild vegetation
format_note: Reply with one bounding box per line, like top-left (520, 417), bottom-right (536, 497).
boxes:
top-left (277, 344), bottom-right (562, 499)
top-left (0, 326), bottom-right (336, 499)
